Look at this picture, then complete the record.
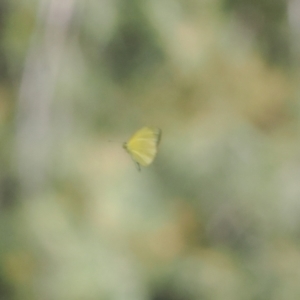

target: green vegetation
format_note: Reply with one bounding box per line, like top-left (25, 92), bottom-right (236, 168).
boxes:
top-left (1, 0), bottom-right (299, 299)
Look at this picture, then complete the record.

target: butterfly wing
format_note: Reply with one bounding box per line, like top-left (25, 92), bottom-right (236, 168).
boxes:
top-left (124, 127), bottom-right (161, 167)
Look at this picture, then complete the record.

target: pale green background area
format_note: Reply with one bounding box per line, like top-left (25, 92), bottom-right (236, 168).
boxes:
top-left (0, 0), bottom-right (300, 299)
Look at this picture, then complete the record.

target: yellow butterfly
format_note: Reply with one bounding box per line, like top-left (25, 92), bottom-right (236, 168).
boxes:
top-left (123, 127), bottom-right (162, 171)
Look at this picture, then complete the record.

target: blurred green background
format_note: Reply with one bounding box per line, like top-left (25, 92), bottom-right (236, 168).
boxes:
top-left (1, 0), bottom-right (300, 299)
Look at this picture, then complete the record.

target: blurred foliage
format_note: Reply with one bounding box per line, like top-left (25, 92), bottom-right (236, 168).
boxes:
top-left (1, 0), bottom-right (300, 299)
top-left (223, 0), bottom-right (290, 66)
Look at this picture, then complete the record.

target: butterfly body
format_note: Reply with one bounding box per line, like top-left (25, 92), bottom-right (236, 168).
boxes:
top-left (123, 127), bottom-right (161, 170)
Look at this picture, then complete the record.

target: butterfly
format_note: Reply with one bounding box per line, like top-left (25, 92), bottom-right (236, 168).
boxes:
top-left (123, 127), bottom-right (162, 171)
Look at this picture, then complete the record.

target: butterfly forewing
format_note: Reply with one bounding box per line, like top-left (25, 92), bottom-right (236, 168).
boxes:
top-left (125, 127), bottom-right (161, 167)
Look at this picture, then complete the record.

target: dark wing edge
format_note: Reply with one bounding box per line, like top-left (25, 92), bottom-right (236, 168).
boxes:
top-left (156, 128), bottom-right (162, 146)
